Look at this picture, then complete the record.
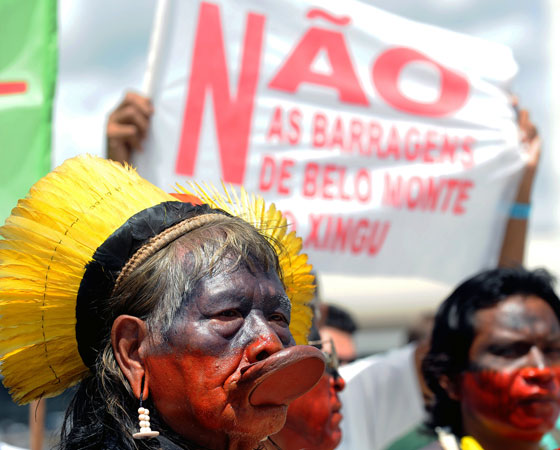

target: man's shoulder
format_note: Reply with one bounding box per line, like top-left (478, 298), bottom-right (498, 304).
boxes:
top-left (339, 344), bottom-right (416, 382)
top-left (419, 442), bottom-right (443, 450)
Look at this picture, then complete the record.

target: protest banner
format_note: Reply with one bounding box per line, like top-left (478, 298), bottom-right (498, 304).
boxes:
top-left (134, 0), bottom-right (524, 282)
top-left (0, 0), bottom-right (57, 224)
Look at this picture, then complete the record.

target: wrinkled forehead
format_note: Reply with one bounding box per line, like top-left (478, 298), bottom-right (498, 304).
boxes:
top-left (182, 250), bottom-right (287, 303)
top-left (474, 295), bottom-right (560, 339)
top-left (181, 246), bottom-right (279, 282)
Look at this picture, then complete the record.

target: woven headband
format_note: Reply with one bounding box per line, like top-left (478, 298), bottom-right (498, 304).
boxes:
top-left (76, 203), bottom-right (228, 368)
top-left (0, 155), bottom-right (314, 404)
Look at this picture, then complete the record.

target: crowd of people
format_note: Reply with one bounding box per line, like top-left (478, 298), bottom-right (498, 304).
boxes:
top-left (0, 78), bottom-right (558, 450)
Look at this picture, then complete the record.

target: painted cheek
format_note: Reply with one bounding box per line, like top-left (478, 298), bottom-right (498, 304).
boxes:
top-left (462, 368), bottom-right (560, 439)
top-left (285, 373), bottom-right (342, 449)
top-left (508, 367), bottom-right (560, 430)
top-left (145, 345), bottom-right (253, 448)
top-left (146, 342), bottom-right (292, 443)
top-left (462, 371), bottom-right (510, 431)
top-left (146, 351), bottom-right (236, 430)
top-left (287, 375), bottom-right (331, 433)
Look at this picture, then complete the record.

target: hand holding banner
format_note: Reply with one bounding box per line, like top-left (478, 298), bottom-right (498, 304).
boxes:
top-left (134, 0), bottom-right (523, 283)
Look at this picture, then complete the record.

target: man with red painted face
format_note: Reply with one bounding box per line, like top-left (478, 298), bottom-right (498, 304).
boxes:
top-left (0, 156), bottom-right (327, 450)
top-left (422, 267), bottom-right (560, 450)
top-left (269, 328), bottom-right (346, 450)
top-left (70, 213), bottom-right (326, 450)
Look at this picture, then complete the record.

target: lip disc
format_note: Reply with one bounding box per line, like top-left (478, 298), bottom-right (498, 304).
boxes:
top-left (247, 345), bottom-right (326, 407)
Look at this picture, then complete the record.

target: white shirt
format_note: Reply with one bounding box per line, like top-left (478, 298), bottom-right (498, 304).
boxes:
top-left (0, 443), bottom-right (26, 450)
top-left (337, 344), bottom-right (425, 450)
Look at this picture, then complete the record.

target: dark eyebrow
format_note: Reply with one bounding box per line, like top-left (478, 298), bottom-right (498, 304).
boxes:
top-left (276, 295), bottom-right (291, 314)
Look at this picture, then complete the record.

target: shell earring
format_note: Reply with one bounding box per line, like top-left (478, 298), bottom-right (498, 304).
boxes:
top-left (132, 376), bottom-right (159, 439)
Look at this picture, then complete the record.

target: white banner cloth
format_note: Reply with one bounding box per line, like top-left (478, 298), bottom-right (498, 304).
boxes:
top-left (134, 0), bottom-right (523, 282)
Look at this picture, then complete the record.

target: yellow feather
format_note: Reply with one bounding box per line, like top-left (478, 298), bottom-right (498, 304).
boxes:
top-left (0, 155), bottom-right (176, 404)
top-left (0, 154), bottom-right (313, 404)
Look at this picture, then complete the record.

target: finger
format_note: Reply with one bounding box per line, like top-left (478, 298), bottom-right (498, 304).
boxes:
top-left (121, 91), bottom-right (154, 117)
top-left (108, 126), bottom-right (144, 151)
top-left (107, 123), bottom-right (140, 140)
top-left (518, 110), bottom-right (538, 143)
top-left (110, 105), bottom-right (150, 137)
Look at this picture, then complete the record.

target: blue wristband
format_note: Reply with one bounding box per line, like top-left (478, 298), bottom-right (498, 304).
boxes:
top-left (510, 202), bottom-right (531, 220)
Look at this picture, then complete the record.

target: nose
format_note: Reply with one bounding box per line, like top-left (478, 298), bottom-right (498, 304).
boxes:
top-left (521, 366), bottom-right (554, 386)
top-left (244, 316), bottom-right (284, 363)
top-left (527, 346), bottom-right (547, 370)
top-left (331, 372), bottom-right (346, 392)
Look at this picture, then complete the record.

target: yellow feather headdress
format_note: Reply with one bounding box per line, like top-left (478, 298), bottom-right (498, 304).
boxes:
top-left (0, 154), bottom-right (314, 404)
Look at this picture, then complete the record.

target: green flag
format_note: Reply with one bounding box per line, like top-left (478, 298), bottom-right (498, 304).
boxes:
top-left (0, 0), bottom-right (57, 223)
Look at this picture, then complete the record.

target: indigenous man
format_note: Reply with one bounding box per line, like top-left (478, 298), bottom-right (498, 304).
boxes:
top-left (0, 155), bottom-right (325, 450)
top-left (422, 267), bottom-right (560, 450)
top-left (270, 328), bottom-right (346, 450)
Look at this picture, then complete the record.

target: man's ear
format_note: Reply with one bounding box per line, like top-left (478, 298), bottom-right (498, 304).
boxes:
top-left (439, 374), bottom-right (462, 401)
top-left (112, 315), bottom-right (150, 400)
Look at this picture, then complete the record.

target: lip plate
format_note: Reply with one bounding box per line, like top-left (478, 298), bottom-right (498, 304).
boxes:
top-left (241, 345), bottom-right (326, 407)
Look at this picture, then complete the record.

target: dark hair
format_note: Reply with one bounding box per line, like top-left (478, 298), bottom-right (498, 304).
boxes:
top-left (325, 304), bottom-right (357, 335)
top-left (58, 215), bottom-right (283, 450)
top-left (422, 267), bottom-right (560, 437)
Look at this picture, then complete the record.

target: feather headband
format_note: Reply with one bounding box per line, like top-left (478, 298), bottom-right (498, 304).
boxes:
top-left (0, 155), bottom-right (314, 404)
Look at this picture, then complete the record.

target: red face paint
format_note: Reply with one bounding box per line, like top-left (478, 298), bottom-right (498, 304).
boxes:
top-left (461, 367), bottom-right (560, 440)
top-left (272, 371), bottom-right (346, 450)
top-left (461, 295), bottom-right (560, 442)
top-left (143, 262), bottom-right (324, 450)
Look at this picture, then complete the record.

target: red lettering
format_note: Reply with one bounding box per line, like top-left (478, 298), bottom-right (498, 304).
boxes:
top-left (383, 174), bottom-right (473, 214)
top-left (423, 130), bottom-right (438, 163)
top-left (366, 121), bottom-right (382, 157)
top-left (384, 126), bottom-right (401, 159)
top-left (304, 214), bottom-right (323, 247)
top-left (331, 217), bottom-right (351, 251)
top-left (312, 113), bottom-right (328, 148)
top-left (269, 27), bottom-right (369, 105)
top-left (367, 222), bottom-right (390, 255)
top-left (176, 3), bottom-right (265, 184)
top-left (440, 179), bottom-right (459, 212)
top-left (404, 128), bottom-right (420, 161)
top-left (355, 169), bottom-right (372, 203)
top-left (329, 117), bottom-right (346, 150)
top-left (306, 214), bottom-right (390, 256)
top-left (425, 177), bottom-right (444, 210)
top-left (372, 47), bottom-right (469, 117)
top-left (278, 159), bottom-right (294, 195)
top-left (321, 215), bottom-right (334, 249)
top-left (303, 162), bottom-right (319, 197)
top-left (383, 173), bottom-right (402, 208)
top-left (406, 176), bottom-right (423, 209)
top-left (349, 119), bottom-right (364, 155)
top-left (351, 219), bottom-right (369, 254)
top-left (461, 136), bottom-right (475, 169)
top-left (441, 135), bottom-right (458, 164)
top-left (288, 109), bottom-right (302, 145)
top-left (259, 155), bottom-right (275, 191)
top-left (338, 167), bottom-right (352, 201)
top-left (266, 107), bottom-right (284, 142)
top-left (322, 164), bottom-right (337, 199)
top-left (453, 180), bottom-right (473, 215)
